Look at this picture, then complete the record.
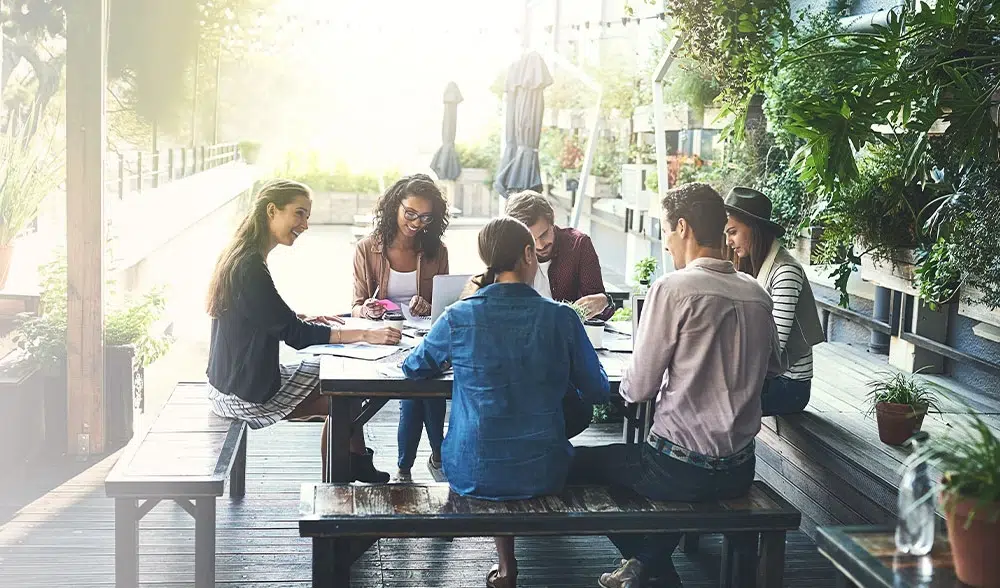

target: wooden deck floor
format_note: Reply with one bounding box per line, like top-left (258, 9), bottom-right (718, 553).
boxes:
top-left (0, 400), bottom-right (839, 587)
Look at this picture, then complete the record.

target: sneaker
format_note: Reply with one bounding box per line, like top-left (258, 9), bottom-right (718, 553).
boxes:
top-left (427, 454), bottom-right (446, 482)
top-left (599, 558), bottom-right (644, 588)
top-left (392, 469), bottom-right (413, 483)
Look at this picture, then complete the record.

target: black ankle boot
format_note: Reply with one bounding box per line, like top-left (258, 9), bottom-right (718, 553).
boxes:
top-left (351, 448), bottom-right (390, 484)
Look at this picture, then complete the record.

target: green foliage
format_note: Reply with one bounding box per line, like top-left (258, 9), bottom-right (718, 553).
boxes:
top-left (644, 170), bottom-right (659, 193)
top-left (665, 0), bottom-right (794, 139)
top-left (547, 73), bottom-right (592, 110)
top-left (779, 0), bottom-right (1000, 191)
top-left (662, 58), bottom-right (721, 116)
top-left (611, 306), bottom-right (632, 322)
top-left (592, 135), bottom-right (626, 188)
top-left (566, 301), bottom-right (590, 322)
top-left (913, 238), bottom-right (962, 311)
top-left (633, 256), bottom-right (657, 285)
top-left (0, 121), bottom-right (62, 247)
top-left (592, 402), bottom-right (616, 424)
top-left (238, 140), bottom-right (262, 163)
top-left (910, 413), bottom-right (1000, 523)
top-left (865, 370), bottom-right (941, 415)
top-left (279, 152), bottom-right (399, 194)
top-left (456, 131), bottom-right (502, 185)
top-left (13, 253), bottom-right (172, 370)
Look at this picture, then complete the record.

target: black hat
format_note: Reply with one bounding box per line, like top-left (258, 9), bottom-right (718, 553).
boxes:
top-left (724, 186), bottom-right (785, 237)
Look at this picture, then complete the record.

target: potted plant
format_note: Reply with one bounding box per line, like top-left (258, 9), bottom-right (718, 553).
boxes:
top-left (13, 253), bottom-right (172, 455)
top-left (238, 140), bottom-right (262, 165)
top-left (0, 123), bottom-right (63, 289)
top-left (865, 371), bottom-right (940, 446)
top-left (568, 301), bottom-right (605, 350)
top-left (910, 415), bottom-right (1000, 586)
top-left (633, 256), bottom-right (658, 294)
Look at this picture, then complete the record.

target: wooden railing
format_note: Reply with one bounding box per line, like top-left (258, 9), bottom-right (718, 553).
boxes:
top-left (106, 142), bottom-right (240, 200)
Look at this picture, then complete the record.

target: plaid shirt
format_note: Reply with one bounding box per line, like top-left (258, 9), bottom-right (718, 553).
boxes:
top-left (548, 226), bottom-right (614, 321)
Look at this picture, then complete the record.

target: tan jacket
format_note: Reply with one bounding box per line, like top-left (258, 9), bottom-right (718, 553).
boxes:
top-left (351, 235), bottom-right (450, 316)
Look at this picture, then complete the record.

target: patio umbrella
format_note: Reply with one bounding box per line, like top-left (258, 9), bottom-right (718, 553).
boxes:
top-left (493, 51), bottom-right (553, 198)
top-left (429, 82), bottom-right (464, 181)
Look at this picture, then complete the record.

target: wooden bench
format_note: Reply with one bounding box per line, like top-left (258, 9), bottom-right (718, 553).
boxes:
top-left (299, 480), bottom-right (801, 588)
top-left (105, 382), bottom-right (248, 588)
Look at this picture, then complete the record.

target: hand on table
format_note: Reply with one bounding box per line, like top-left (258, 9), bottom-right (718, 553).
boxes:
top-left (574, 293), bottom-right (610, 320)
top-left (361, 298), bottom-right (385, 319)
top-left (298, 314), bottom-right (345, 326)
top-left (364, 326), bottom-right (402, 346)
top-left (408, 295), bottom-right (431, 317)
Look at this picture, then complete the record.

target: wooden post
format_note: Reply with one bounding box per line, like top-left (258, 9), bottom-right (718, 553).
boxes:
top-left (66, 0), bottom-right (107, 456)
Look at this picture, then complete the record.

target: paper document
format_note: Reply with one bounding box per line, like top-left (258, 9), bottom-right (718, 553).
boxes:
top-left (299, 343), bottom-right (401, 361)
top-left (401, 304), bottom-right (432, 330)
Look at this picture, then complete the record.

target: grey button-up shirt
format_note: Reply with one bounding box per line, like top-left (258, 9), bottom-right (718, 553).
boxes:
top-left (622, 257), bottom-right (784, 458)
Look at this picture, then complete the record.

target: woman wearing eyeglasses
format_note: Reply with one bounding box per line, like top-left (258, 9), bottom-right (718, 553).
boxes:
top-left (352, 173), bottom-right (451, 481)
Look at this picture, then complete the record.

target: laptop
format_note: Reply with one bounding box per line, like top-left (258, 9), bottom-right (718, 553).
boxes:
top-left (431, 274), bottom-right (473, 324)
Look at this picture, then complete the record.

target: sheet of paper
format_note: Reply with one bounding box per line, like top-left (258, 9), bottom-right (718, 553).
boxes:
top-left (401, 304), bottom-right (432, 330)
top-left (299, 343), bottom-right (400, 361)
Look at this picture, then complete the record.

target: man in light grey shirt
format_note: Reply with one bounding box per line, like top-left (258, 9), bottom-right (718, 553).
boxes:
top-left (569, 183), bottom-right (783, 588)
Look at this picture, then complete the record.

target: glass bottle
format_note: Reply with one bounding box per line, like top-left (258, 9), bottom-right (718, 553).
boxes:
top-left (895, 432), bottom-right (935, 556)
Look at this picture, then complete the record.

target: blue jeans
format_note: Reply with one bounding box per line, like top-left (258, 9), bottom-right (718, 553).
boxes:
top-left (569, 443), bottom-right (755, 581)
top-left (397, 399), bottom-right (447, 470)
top-left (761, 377), bottom-right (811, 416)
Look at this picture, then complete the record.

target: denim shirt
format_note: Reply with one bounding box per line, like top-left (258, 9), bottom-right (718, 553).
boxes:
top-left (401, 282), bottom-right (610, 500)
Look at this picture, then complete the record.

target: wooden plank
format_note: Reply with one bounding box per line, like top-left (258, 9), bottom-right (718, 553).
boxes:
top-left (65, 0), bottom-right (108, 455)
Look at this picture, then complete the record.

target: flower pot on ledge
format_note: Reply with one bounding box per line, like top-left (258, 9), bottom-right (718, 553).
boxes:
top-left (874, 401), bottom-right (927, 445)
top-left (859, 249), bottom-right (918, 296)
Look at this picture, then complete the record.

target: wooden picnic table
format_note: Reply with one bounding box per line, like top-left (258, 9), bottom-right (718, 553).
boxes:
top-left (319, 345), bottom-right (630, 483)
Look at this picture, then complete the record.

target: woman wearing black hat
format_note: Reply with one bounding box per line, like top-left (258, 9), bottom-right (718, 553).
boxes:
top-left (723, 187), bottom-right (825, 415)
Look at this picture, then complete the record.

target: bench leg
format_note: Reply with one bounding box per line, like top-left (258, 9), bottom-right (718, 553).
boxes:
top-left (680, 533), bottom-right (700, 554)
top-left (195, 498), bottom-right (216, 588)
top-left (115, 499), bottom-right (139, 588)
top-left (230, 431), bottom-right (247, 499)
top-left (720, 532), bottom-right (758, 588)
top-left (757, 531), bottom-right (786, 588)
top-left (312, 538), bottom-right (352, 588)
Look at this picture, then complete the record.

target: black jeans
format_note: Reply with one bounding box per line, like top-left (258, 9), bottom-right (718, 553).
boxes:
top-left (761, 377), bottom-right (811, 416)
top-left (568, 443), bottom-right (756, 579)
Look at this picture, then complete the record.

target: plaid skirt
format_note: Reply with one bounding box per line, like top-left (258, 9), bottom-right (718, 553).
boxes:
top-left (208, 359), bottom-right (321, 430)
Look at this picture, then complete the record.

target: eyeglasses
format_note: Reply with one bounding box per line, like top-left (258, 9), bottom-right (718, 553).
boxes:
top-left (402, 207), bottom-right (434, 224)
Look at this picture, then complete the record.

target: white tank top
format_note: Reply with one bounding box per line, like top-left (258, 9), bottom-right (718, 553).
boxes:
top-left (387, 268), bottom-right (418, 306)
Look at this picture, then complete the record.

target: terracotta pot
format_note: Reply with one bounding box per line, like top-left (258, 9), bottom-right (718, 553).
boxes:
top-left (875, 402), bottom-right (927, 446)
top-left (0, 244), bottom-right (13, 290)
top-left (945, 496), bottom-right (1000, 587)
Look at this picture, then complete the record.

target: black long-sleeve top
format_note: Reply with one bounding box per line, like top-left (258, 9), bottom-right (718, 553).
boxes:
top-left (207, 253), bottom-right (330, 404)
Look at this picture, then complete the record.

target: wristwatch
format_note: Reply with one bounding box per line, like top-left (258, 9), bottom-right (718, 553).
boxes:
top-left (604, 292), bottom-right (614, 310)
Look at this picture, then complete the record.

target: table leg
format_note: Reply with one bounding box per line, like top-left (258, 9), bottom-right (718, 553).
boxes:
top-left (114, 498), bottom-right (139, 588)
top-left (327, 397), bottom-right (353, 483)
top-left (194, 498), bottom-right (216, 588)
top-left (757, 531), bottom-right (785, 588)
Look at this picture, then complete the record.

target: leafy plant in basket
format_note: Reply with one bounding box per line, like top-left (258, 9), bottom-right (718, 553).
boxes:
top-left (566, 300), bottom-right (605, 351)
top-left (13, 252), bottom-right (173, 370)
top-left (865, 370), bottom-right (940, 446)
top-left (633, 257), bottom-right (657, 292)
top-left (908, 414), bottom-right (1000, 587)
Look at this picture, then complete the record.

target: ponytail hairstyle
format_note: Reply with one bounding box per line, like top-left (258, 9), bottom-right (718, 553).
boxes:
top-left (206, 179), bottom-right (311, 317)
top-left (371, 173), bottom-right (450, 259)
top-left (471, 217), bottom-right (535, 289)
top-left (726, 210), bottom-right (778, 278)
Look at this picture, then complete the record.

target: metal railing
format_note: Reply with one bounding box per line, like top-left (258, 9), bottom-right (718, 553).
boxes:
top-left (106, 142), bottom-right (240, 200)
top-left (815, 295), bottom-right (1000, 380)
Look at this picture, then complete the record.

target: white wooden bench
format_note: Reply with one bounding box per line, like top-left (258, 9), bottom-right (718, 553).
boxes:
top-left (105, 382), bottom-right (248, 588)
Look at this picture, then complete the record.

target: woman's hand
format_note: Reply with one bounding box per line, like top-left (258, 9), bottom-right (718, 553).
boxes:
top-left (408, 295), bottom-right (431, 317)
top-left (574, 293), bottom-right (610, 320)
top-left (298, 314), bottom-right (345, 325)
top-left (362, 298), bottom-right (385, 319)
top-left (364, 326), bottom-right (402, 346)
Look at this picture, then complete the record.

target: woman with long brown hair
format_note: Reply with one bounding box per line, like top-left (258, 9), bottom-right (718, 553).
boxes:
top-left (401, 217), bottom-right (610, 588)
top-left (206, 179), bottom-right (399, 482)
top-left (723, 186), bottom-right (825, 415)
top-left (351, 174), bottom-right (451, 482)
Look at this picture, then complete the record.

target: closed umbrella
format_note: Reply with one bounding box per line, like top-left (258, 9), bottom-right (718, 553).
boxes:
top-left (429, 82), bottom-right (463, 181)
top-left (493, 52), bottom-right (553, 198)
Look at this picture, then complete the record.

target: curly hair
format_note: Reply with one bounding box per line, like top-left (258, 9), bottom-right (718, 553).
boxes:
top-left (371, 174), bottom-right (450, 259)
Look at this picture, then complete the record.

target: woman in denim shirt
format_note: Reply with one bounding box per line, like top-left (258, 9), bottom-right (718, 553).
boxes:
top-left (402, 217), bottom-right (610, 588)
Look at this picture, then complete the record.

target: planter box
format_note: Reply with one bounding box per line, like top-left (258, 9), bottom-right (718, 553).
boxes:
top-left (621, 164), bottom-right (656, 207)
top-left (0, 350), bottom-right (43, 467)
top-left (791, 227), bottom-right (824, 267)
top-left (958, 286), bottom-right (1000, 328)
top-left (585, 176), bottom-right (613, 199)
top-left (859, 249), bottom-right (919, 296)
top-left (41, 345), bottom-right (144, 456)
